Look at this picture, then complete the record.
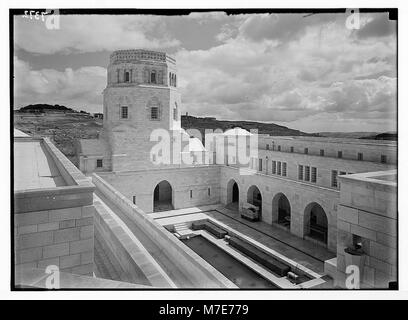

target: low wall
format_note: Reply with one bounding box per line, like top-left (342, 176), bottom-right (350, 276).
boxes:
top-left (93, 198), bottom-right (175, 288)
top-left (92, 173), bottom-right (234, 288)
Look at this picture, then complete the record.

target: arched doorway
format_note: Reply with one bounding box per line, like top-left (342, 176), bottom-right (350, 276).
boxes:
top-left (304, 202), bottom-right (328, 245)
top-left (272, 193), bottom-right (291, 229)
top-left (153, 180), bottom-right (173, 212)
top-left (226, 179), bottom-right (239, 211)
top-left (247, 185), bottom-right (262, 218)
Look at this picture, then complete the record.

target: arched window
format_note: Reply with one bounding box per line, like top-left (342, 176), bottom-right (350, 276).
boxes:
top-left (151, 70), bottom-right (156, 84)
top-left (173, 103), bottom-right (178, 121)
top-left (174, 74), bottom-right (177, 87)
top-left (169, 73), bottom-right (172, 86)
top-left (125, 71), bottom-right (130, 82)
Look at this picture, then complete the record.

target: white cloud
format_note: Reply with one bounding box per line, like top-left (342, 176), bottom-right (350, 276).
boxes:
top-left (14, 57), bottom-right (106, 113)
top-left (14, 15), bottom-right (180, 54)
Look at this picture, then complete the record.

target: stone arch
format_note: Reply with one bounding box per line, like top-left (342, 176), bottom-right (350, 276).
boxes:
top-left (226, 179), bottom-right (239, 207)
top-left (247, 185), bottom-right (262, 218)
top-left (272, 193), bottom-right (291, 229)
top-left (304, 202), bottom-right (328, 245)
top-left (153, 180), bottom-right (173, 212)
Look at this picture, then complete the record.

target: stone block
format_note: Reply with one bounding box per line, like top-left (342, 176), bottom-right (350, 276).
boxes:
top-left (15, 211), bottom-right (49, 226)
top-left (370, 241), bottom-right (397, 264)
top-left (38, 222), bottom-right (60, 232)
top-left (376, 232), bottom-right (397, 249)
top-left (59, 219), bottom-right (75, 229)
top-left (42, 243), bottom-right (70, 259)
top-left (80, 225), bottom-right (94, 239)
top-left (338, 206), bottom-right (358, 224)
top-left (49, 207), bottom-right (82, 222)
top-left (15, 247), bottom-right (42, 264)
top-left (69, 238), bottom-right (94, 254)
top-left (17, 231), bottom-right (54, 249)
top-left (82, 205), bottom-right (95, 218)
top-left (80, 251), bottom-right (94, 265)
top-left (358, 211), bottom-right (396, 236)
top-left (17, 225), bottom-right (38, 235)
top-left (53, 227), bottom-right (80, 244)
top-left (75, 217), bottom-right (93, 227)
top-left (337, 220), bottom-right (350, 232)
top-left (60, 254), bottom-right (81, 269)
top-left (38, 257), bottom-right (60, 269)
top-left (350, 224), bottom-right (377, 241)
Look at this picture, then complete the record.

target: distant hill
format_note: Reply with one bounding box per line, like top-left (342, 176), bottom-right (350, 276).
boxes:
top-left (16, 104), bottom-right (83, 114)
top-left (316, 132), bottom-right (380, 139)
top-left (317, 131), bottom-right (397, 141)
top-left (360, 132), bottom-right (397, 141)
top-left (181, 115), bottom-right (313, 137)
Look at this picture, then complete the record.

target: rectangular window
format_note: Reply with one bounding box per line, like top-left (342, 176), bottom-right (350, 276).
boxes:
top-left (151, 106), bottom-right (159, 119)
top-left (320, 149), bottom-right (324, 156)
top-left (305, 166), bottom-right (310, 181)
top-left (311, 167), bottom-right (317, 183)
top-left (290, 146), bottom-right (294, 153)
top-left (125, 71), bottom-right (130, 82)
top-left (272, 161), bottom-right (276, 174)
top-left (266, 144), bottom-right (270, 150)
top-left (133, 196), bottom-right (136, 204)
top-left (258, 159), bottom-right (263, 172)
top-left (208, 188), bottom-right (211, 197)
top-left (96, 159), bottom-right (103, 168)
top-left (338, 151), bottom-right (343, 158)
top-left (282, 162), bottom-right (287, 176)
top-left (121, 106), bottom-right (128, 119)
top-left (358, 153), bottom-right (363, 161)
top-left (173, 107), bottom-right (177, 120)
top-left (277, 161), bottom-right (281, 175)
top-left (331, 170), bottom-right (338, 188)
top-left (277, 145), bottom-right (281, 151)
top-left (298, 165), bottom-right (304, 180)
top-left (190, 190), bottom-right (193, 199)
top-left (304, 148), bottom-right (308, 154)
top-left (381, 155), bottom-right (387, 164)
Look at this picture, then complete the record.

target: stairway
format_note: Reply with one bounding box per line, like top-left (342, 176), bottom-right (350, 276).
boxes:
top-left (173, 222), bottom-right (196, 240)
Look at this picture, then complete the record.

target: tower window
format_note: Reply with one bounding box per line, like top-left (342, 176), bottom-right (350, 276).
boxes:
top-left (277, 161), bottom-right (281, 175)
top-left (338, 151), bottom-right (343, 158)
top-left (258, 158), bottom-right (263, 172)
top-left (320, 149), bottom-right (324, 156)
top-left (208, 188), bottom-right (211, 197)
top-left (150, 106), bottom-right (159, 120)
top-left (304, 148), bottom-right (308, 154)
top-left (358, 153), bottom-right (363, 161)
top-left (173, 103), bottom-right (178, 120)
top-left (125, 71), bottom-right (130, 82)
top-left (266, 144), bottom-right (270, 150)
top-left (174, 74), bottom-right (177, 87)
top-left (331, 170), bottom-right (338, 188)
top-left (151, 71), bottom-right (156, 84)
top-left (133, 196), bottom-right (136, 204)
top-left (96, 159), bottom-right (103, 168)
top-left (169, 73), bottom-right (172, 86)
top-left (381, 155), bottom-right (387, 164)
top-left (121, 106), bottom-right (128, 119)
top-left (190, 190), bottom-right (193, 199)
top-left (290, 146), bottom-right (294, 153)
top-left (272, 161), bottom-right (276, 174)
top-left (277, 145), bottom-right (281, 151)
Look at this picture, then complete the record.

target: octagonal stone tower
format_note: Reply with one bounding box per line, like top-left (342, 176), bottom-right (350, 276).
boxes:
top-left (101, 49), bottom-right (182, 171)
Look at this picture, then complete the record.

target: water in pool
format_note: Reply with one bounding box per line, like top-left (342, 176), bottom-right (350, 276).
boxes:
top-left (181, 235), bottom-right (278, 289)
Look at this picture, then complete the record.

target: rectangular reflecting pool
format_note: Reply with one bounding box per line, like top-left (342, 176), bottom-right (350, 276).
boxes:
top-left (181, 235), bottom-right (279, 289)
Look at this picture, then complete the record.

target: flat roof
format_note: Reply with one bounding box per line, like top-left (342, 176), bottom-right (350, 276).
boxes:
top-left (14, 139), bottom-right (66, 191)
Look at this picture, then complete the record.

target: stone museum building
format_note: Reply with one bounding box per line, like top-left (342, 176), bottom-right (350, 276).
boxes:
top-left (14, 49), bottom-right (397, 289)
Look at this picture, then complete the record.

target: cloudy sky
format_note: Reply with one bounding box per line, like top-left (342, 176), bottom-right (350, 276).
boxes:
top-left (13, 11), bottom-right (396, 133)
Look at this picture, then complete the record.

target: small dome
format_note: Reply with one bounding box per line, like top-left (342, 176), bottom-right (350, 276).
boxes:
top-left (223, 127), bottom-right (252, 136)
